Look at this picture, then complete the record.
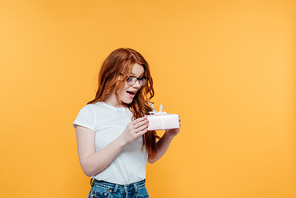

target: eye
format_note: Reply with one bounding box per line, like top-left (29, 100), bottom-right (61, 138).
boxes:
top-left (127, 76), bottom-right (133, 82)
top-left (140, 77), bottom-right (148, 85)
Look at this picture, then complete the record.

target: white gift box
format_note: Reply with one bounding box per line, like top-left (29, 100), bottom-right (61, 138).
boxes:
top-left (146, 104), bottom-right (180, 130)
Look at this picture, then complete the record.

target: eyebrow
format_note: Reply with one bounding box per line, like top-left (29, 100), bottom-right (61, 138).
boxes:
top-left (130, 72), bottom-right (144, 77)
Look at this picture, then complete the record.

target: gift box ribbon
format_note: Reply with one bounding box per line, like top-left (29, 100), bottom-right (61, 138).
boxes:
top-left (148, 104), bottom-right (167, 130)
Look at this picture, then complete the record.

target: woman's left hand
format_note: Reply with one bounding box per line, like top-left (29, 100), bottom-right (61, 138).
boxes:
top-left (165, 116), bottom-right (181, 138)
top-left (148, 116), bottom-right (181, 163)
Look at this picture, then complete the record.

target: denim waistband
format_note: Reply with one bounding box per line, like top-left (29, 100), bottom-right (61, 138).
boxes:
top-left (91, 179), bottom-right (146, 194)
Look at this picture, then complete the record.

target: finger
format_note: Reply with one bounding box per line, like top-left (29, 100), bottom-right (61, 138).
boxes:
top-left (131, 117), bottom-right (148, 127)
top-left (133, 124), bottom-right (148, 135)
top-left (132, 117), bottom-right (147, 125)
top-left (136, 127), bottom-right (148, 136)
top-left (136, 123), bottom-right (149, 133)
top-left (133, 118), bottom-right (149, 129)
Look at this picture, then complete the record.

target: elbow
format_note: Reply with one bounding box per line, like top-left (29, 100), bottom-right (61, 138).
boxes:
top-left (81, 163), bottom-right (96, 177)
top-left (82, 167), bottom-right (94, 177)
top-left (80, 159), bottom-right (105, 177)
top-left (83, 170), bottom-right (94, 177)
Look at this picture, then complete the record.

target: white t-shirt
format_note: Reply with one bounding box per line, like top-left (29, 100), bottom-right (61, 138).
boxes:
top-left (73, 102), bottom-right (148, 185)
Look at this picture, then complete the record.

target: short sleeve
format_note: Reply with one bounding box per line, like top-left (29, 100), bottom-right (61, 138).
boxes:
top-left (73, 105), bottom-right (96, 131)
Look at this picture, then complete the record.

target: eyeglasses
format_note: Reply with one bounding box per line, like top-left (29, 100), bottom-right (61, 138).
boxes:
top-left (126, 76), bottom-right (148, 86)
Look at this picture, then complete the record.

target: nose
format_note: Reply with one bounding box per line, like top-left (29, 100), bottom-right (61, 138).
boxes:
top-left (133, 80), bottom-right (141, 89)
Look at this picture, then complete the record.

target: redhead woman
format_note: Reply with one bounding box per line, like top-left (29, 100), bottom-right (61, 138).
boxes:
top-left (73, 48), bottom-right (180, 198)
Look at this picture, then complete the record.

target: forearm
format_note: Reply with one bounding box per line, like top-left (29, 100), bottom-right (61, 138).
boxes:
top-left (79, 136), bottom-right (126, 177)
top-left (76, 118), bottom-right (149, 177)
top-left (148, 131), bottom-right (174, 164)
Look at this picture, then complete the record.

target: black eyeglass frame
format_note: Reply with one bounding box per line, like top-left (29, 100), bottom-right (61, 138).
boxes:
top-left (125, 76), bottom-right (149, 86)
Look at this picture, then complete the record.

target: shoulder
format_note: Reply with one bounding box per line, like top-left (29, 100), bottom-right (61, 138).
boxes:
top-left (79, 102), bottom-right (106, 112)
top-left (73, 103), bottom-right (104, 130)
top-left (77, 102), bottom-right (115, 119)
top-left (78, 104), bottom-right (96, 115)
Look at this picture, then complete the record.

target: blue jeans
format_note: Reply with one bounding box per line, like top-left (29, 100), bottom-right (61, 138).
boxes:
top-left (88, 179), bottom-right (149, 198)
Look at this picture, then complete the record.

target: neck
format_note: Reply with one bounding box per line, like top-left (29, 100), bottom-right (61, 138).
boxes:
top-left (104, 93), bottom-right (126, 108)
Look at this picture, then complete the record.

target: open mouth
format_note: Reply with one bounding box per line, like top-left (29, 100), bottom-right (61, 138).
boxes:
top-left (126, 91), bottom-right (136, 98)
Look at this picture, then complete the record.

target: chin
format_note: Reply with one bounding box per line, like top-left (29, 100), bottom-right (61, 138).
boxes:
top-left (123, 101), bottom-right (133, 105)
top-left (121, 99), bottom-right (133, 105)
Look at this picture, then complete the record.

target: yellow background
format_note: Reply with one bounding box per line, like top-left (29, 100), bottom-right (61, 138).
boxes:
top-left (1, 0), bottom-right (295, 197)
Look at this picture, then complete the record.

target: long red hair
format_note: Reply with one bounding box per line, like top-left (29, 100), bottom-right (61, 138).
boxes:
top-left (88, 48), bottom-right (158, 158)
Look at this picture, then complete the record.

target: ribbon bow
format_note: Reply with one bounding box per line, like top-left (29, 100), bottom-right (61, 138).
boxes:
top-left (149, 104), bottom-right (167, 115)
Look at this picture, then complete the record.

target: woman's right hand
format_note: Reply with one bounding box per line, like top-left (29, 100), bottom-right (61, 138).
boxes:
top-left (120, 117), bottom-right (149, 145)
top-left (75, 117), bottom-right (149, 177)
